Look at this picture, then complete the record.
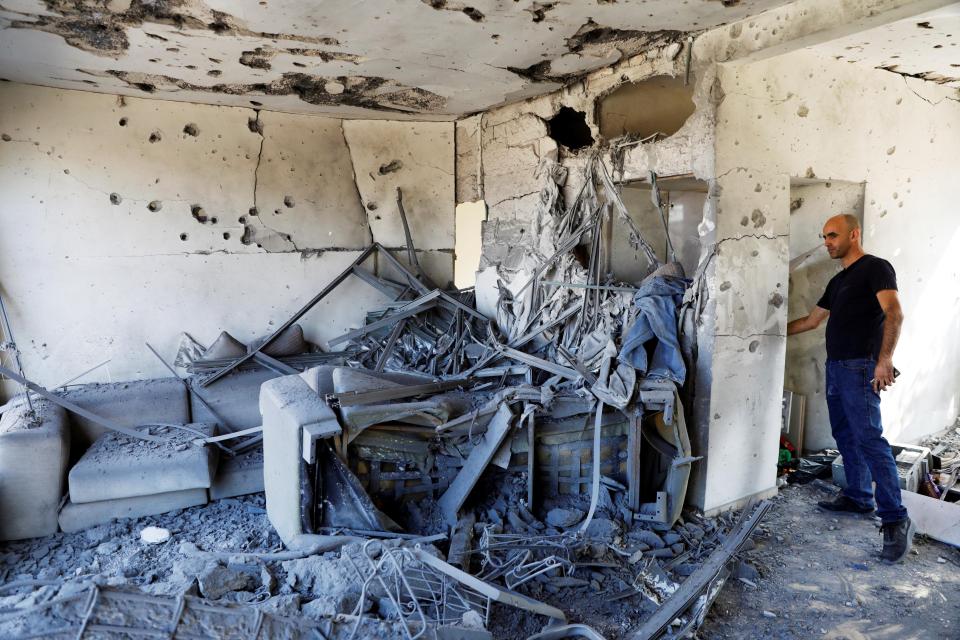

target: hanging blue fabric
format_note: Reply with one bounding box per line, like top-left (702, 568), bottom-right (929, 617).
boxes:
top-left (618, 275), bottom-right (690, 385)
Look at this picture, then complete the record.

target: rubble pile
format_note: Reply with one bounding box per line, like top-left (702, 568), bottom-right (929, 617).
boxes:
top-left (0, 158), bottom-right (766, 640)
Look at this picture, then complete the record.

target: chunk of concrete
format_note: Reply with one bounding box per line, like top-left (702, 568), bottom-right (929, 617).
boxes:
top-left (58, 488), bottom-right (208, 533)
top-left (191, 368), bottom-right (279, 431)
top-left (198, 562), bottom-right (257, 599)
top-left (0, 397), bottom-right (70, 540)
top-left (60, 378), bottom-right (189, 454)
top-left (545, 508), bottom-right (584, 529)
top-left (260, 374), bottom-right (341, 547)
top-left (68, 423), bottom-right (217, 504)
top-left (210, 448), bottom-right (264, 500)
top-left (298, 365), bottom-right (337, 395)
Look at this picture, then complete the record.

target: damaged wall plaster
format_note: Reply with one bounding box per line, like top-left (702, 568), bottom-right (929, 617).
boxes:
top-left (785, 180), bottom-right (865, 452)
top-left (596, 75), bottom-right (698, 140)
top-left (0, 0), bottom-right (803, 119)
top-left (0, 82), bottom-right (455, 384)
top-left (456, 0), bottom-right (960, 515)
top-left (777, 2), bottom-right (960, 87)
top-left (712, 45), bottom-right (960, 511)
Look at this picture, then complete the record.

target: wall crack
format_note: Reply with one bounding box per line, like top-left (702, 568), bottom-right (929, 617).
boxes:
top-left (340, 121), bottom-right (374, 245)
top-left (241, 110), bottom-right (299, 252)
top-left (716, 232), bottom-right (788, 246)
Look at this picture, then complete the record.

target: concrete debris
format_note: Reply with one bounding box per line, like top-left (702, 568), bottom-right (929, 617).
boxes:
top-left (546, 507), bottom-right (584, 528)
top-left (0, 156), bottom-right (757, 640)
top-left (139, 526), bottom-right (171, 545)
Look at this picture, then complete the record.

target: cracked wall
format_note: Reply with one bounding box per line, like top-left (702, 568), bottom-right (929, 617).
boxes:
top-left (711, 45), bottom-right (960, 505)
top-left (455, 0), bottom-right (960, 515)
top-left (785, 180), bottom-right (866, 453)
top-left (0, 81), bottom-right (454, 385)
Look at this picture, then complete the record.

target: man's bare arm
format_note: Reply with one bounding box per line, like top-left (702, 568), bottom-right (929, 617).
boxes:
top-left (873, 289), bottom-right (903, 392)
top-left (787, 306), bottom-right (829, 336)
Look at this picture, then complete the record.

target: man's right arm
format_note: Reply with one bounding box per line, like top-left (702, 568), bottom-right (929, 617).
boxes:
top-left (787, 306), bottom-right (829, 335)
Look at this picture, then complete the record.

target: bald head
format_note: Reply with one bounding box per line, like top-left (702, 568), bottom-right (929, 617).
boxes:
top-left (831, 213), bottom-right (860, 232)
top-left (822, 214), bottom-right (863, 262)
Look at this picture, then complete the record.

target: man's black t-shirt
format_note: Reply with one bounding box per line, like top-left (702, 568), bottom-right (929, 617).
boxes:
top-left (816, 255), bottom-right (897, 361)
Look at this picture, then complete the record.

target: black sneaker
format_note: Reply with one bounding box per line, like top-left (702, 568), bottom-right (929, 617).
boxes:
top-left (817, 495), bottom-right (875, 514)
top-left (880, 517), bottom-right (915, 563)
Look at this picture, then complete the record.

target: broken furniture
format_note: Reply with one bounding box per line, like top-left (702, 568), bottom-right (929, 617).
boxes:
top-left (260, 370), bottom-right (343, 549)
top-left (832, 442), bottom-right (932, 494)
top-left (58, 423), bottom-right (219, 533)
top-left (60, 377), bottom-right (189, 455)
top-left (0, 397), bottom-right (70, 541)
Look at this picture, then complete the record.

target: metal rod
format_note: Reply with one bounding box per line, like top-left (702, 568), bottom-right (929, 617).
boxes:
top-left (52, 359), bottom-right (112, 391)
top-left (251, 351), bottom-right (299, 375)
top-left (0, 292), bottom-right (32, 412)
top-left (540, 282), bottom-right (638, 293)
top-left (328, 292), bottom-right (441, 347)
top-left (396, 187), bottom-right (428, 283)
top-left (201, 243), bottom-right (379, 387)
top-left (0, 364), bottom-right (164, 443)
top-left (328, 378), bottom-right (467, 407)
top-left (145, 343), bottom-right (236, 435)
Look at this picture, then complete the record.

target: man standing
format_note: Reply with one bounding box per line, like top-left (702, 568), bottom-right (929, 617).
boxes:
top-left (787, 213), bottom-right (913, 563)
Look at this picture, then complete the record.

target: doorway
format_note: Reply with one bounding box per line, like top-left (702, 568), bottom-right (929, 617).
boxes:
top-left (783, 178), bottom-right (866, 454)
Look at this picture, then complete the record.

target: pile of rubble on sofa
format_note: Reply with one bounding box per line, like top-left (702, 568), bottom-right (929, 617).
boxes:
top-left (0, 158), bottom-right (768, 639)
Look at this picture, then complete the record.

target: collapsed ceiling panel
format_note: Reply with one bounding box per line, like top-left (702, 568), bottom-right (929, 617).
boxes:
top-left (0, 0), bottom-right (797, 119)
top-left (810, 3), bottom-right (960, 87)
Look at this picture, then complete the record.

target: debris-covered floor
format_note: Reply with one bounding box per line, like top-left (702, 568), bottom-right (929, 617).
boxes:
top-left (703, 481), bottom-right (960, 640)
top-left (0, 491), bottom-right (762, 639)
top-left (3, 481), bottom-right (958, 639)
top-left (0, 157), bottom-right (755, 639)
top-left (2, 107), bottom-right (959, 639)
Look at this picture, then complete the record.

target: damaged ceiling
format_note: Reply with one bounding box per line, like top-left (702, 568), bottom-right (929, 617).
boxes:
top-left (811, 3), bottom-right (960, 87)
top-left (0, 0), bottom-right (798, 119)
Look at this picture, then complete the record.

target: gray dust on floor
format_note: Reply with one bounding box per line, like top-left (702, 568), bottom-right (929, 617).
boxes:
top-left (702, 481), bottom-right (960, 640)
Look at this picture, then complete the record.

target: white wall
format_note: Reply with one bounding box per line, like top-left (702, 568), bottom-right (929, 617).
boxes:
top-left (716, 47), bottom-right (960, 457)
top-left (785, 180), bottom-right (865, 452)
top-left (0, 83), bottom-right (454, 389)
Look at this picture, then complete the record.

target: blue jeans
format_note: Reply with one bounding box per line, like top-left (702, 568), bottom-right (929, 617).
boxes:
top-left (826, 358), bottom-right (907, 523)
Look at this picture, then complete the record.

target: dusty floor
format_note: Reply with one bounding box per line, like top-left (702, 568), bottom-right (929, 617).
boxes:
top-left (703, 481), bottom-right (960, 640)
top-left (3, 480), bottom-right (957, 639)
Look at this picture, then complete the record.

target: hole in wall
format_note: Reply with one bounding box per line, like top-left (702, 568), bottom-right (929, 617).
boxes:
top-left (179, 233), bottom-right (188, 241)
top-left (182, 123), bottom-right (200, 137)
top-left (149, 131), bottom-right (162, 143)
top-left (118, 117), bottom-right (128, 126)
top-left (616, 176), bottom-right (708, 281)
top-left (546, 106), bottom-right (594, 151)
top-left (462, 7), bottom-right (484, 21)
top-left (147, 200), bottom-right (162, 212)
top-left (596, 75), bottom-right (695, 141)
top-left (283, 195), bottom-right (295, 208)
top-left (378, 160), bottom-right (403, 175)
top-left (223, 232), bottom-right (231, 240)
top-left (109, 193), bottom-right (122, 205)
